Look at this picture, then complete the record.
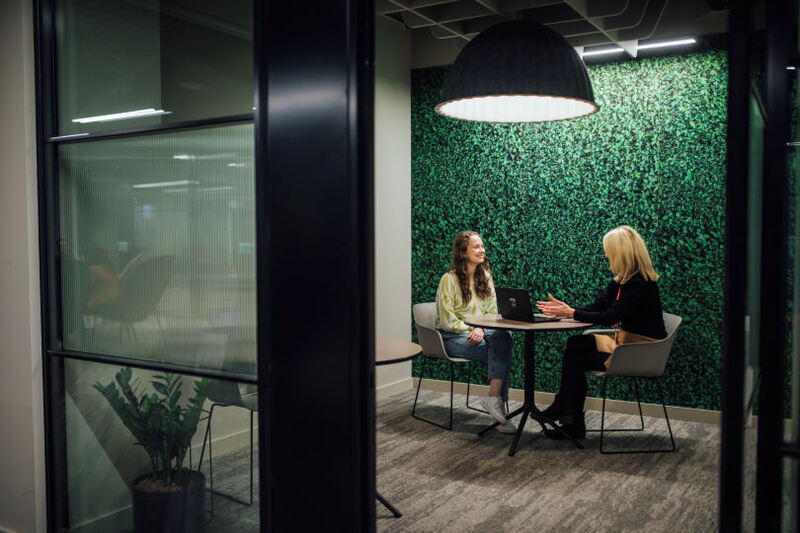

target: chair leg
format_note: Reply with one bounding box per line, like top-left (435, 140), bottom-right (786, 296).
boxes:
top-left (157, 315), bottom-right (167, 346)
top-left (248, 409), bottom-right (254, 505)
top-left (199, 403), bottom-right (256, 511)
top-left (588, 377), bottom-right (645, 433)
top-left (596, 378), bottom-right (677, 454)
top-left (465, 363), bottom-right (475, 409)
top-left (449, 362), bottom-right (454, 430)
top-left (658, 380), bottom-right (677, 452)
top-left (633, 378), bottom-right (645, 430)
top-left (197, 403), bottom-right (218, 517)
top-left (88, 316), bottom-right (99, 347)
top-left (128, 323), bottom-right (140, 355)
top-left (412, 356), bottom-right (454, 430)
top-left (599, 378), bottom-right (607, 453)
top-left (209, 405), bottom-right (215, 514)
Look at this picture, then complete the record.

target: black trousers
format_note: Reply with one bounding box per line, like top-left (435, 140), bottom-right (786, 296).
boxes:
top-left (558, 334), bottom-right (608, 422)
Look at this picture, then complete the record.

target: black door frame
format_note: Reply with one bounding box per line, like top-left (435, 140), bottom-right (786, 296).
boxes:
top-left (720, 1), bottom-right (752, 531)
top-left (721, 1), bottom-right (797, 531)
top-left (756, 0), bottom-right (794, 529)
top-left (33, 0), bottom-right (376, 530)
top-left (254, 1), bottom-right (375, 529)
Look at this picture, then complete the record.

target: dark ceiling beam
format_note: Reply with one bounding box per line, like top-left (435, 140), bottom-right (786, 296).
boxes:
top-left (616, 0), bottom-right (669, 40)
top-left (376, 0), bottom-right (460, 15)
top-left (593, 0), bottom-right (649, 30)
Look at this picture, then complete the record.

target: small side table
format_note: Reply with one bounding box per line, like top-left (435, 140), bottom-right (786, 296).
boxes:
top-left (374, 337), bottom-right (423, 518)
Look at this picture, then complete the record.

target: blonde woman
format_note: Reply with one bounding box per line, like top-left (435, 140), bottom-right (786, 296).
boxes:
top-left (536, 226), bottom-right (667, 439)
top-left (436, 231), bottom-right (515, 433)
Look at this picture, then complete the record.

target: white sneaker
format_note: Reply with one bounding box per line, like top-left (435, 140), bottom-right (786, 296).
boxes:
top-left (480, 396), bottom-right (507, 424)
top-left (495, 420), bottom-right (517, 434)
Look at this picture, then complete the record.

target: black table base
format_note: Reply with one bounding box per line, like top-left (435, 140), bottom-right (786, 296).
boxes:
top-left (478, 330), bottom-right (584, 455)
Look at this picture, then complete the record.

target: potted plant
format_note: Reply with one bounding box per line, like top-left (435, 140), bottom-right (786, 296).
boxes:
top-left (94, 367), bottom-right (209, 533)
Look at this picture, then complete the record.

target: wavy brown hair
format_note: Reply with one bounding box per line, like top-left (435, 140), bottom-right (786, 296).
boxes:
top-left (450, 231), bottom-right (492, 303)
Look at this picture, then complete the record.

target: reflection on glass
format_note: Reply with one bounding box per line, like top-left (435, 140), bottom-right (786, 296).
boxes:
top-left (59, 124), bottom-right (256, 377)
top-left (57, 0), bottom-right (254, 135)
top-left (742, 90), bottom-right (764, 531)
top-left (65, 359), bottom-right (259, 532)
top-left (745, 92), bottom-right (764, 420)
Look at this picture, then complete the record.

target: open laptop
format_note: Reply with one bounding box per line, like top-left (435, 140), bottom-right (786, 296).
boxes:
top-left (495, 287), bottom-right (560, 323)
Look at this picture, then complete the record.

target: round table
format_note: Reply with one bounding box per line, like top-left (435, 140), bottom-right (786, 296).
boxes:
top-left (464, 314), bottom-right (591, 456)
top-left (376, 337), bottom-right (422, 365)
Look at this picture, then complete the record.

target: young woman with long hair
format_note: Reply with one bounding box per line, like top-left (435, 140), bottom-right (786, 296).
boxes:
top-left (536, 226), bottom-right (667, 439)
top-left (435, 231), bottom-right (515, 433)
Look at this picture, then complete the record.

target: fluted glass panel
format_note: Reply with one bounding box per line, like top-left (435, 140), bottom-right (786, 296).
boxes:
top-left (59, 123), bottom-right (256, 377)
top-left (56, 0), bottom-right (254, 136)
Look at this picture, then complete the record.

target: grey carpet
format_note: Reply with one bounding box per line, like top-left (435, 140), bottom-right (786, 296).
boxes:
top-left (204, 389), bottom-right (721, 532)
top-left (376, 390), bottom-right (719, 532)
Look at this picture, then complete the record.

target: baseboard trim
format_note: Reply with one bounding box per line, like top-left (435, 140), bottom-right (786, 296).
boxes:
top-left (190, 425), bottom-right (256, 462)
top-left (376, 377), bottom-right (414, 400)
top-left (70, 505), bottom-right (132, 533)
top-left (412, 378), bottom-right (722, 425)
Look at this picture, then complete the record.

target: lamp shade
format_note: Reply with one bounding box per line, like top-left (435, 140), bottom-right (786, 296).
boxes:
top-left (436, 21), bottom-right (599, 123)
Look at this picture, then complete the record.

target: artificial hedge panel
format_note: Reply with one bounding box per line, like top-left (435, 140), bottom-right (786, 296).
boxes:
top-left (411, 51), bottom-right (727, 410)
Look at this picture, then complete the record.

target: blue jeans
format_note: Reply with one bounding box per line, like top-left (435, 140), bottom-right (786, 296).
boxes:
top-left (439, 328), bottom-right (513, 402)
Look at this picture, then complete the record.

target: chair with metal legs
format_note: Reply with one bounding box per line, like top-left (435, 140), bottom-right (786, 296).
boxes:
top-left (197, 380), bottom-right (257, 515)
top-left (583, 312), bottom-right (682, 454)
top-left (89, 254), bottom-right (176, 352)
top-left (412, 302), bottom-right (506, 430)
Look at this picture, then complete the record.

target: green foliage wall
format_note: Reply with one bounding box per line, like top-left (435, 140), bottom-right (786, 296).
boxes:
top-left (411, 51), bottom-right (727, 410)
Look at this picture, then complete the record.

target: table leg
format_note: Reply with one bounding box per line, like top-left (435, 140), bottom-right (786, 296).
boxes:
top-left (521, 330), bottom-right (584, 452)
top-left (376, 491), bottom-right (402, 518)
top-left (507, 331), bottom-right (540, 455)
top-left (478, 330), bottom-right (584, 454)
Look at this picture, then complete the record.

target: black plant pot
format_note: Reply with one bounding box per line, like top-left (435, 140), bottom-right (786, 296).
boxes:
top-left (132, 470), bottom-right (205, 533)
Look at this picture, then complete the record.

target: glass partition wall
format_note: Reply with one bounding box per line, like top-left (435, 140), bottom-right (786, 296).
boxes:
top-left (40, 0), bottom-right (260, 530)
top-left (37, 1), bottom-right (376, 531)
top-left (723, 1), bottom-right (800, 531)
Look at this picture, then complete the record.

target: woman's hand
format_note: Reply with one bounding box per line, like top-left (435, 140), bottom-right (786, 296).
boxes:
top-left (536, 293), bottom-right (575, 318)
top-left (468, 327), bottom-right (485, 346)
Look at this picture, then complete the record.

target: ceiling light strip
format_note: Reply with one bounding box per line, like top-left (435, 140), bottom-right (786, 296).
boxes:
top-left (581, 47), bottom-right (625, 57)
top-left (636, 38), bottom-right (697, 50)
top-left (72, 108), bottom-right (171, 124)
top-left (132, 180), bottom-right (196, 189)
top-left (580, 37), bottom-right (697, 58)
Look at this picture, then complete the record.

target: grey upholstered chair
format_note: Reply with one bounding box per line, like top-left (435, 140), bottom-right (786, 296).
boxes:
top-left (412, 302), bottom-right (499, 430)
top-left (583, 312), bottom-right (682, 454)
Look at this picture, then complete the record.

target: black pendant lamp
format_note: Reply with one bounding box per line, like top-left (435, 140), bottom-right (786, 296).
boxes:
top-left (436, 20), bottom-right (599, 123)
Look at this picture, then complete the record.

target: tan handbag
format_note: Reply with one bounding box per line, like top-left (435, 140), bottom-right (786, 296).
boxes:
top-left (593, 330), bottom-right (659, 368)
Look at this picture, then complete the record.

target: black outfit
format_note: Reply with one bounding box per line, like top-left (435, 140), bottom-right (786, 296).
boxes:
top-left (572, 273), bottom-right (667, 339)
top-left (548, 273), bottom-right (667, 432)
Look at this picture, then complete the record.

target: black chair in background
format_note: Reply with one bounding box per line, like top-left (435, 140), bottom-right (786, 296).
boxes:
top-left (90, 254), bottom-right (177, 351)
